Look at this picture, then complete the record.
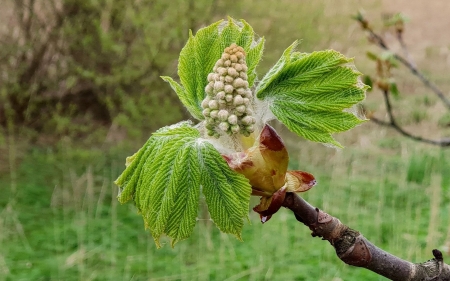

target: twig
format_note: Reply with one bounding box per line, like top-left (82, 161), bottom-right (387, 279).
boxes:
top-left (364, 92), bottom-right (450, 147)
top-left (360, 19), bottom-right (450, 110)
top-left (396, 31), bottom-right (417, 69)
top-left (282, 192), bottom-right (450, 280)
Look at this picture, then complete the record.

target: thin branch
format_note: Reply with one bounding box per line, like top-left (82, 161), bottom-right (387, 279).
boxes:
top-left (282, 192), bottom-right (450, 281)
top-left (364, 91), bottom-right (450, 147)
top-left (362, 22), bottom-right (450, 110)
top-left (396, 31), bottom-right (417, 69)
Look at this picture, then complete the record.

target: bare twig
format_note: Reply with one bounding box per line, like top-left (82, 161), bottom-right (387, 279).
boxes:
top-left (282, 192), bottom-right (450, 280)
top-left (358, 18), bottom-right (450, 110)
top-left (364, 91), bottom-right (450, 147)
top-left (396, 31), bottom-right (417, 69)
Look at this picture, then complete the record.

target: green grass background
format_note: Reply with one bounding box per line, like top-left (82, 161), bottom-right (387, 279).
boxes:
top-left (1, 137), bottom-right (449, 281)
top-left (1, 0), bottom-right (450, 280)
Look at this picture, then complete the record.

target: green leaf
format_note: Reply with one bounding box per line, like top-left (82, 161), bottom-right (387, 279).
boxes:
top-left (115, 121), bottom-right (201, 247)
top-left (163, 18), bottom-right (265, 120)
top-left (198, 141), bottom-right (251, 238)
top-left (363, 75), bottom-right (373, 91)
top-left (256, 42), bottom-right (367, 148)
top-left (389, 81), bottom-right (400, 97)
top-left (115, 121), bottom-right (251, 247)
top-left (366, 51), bottom-right (378, 61)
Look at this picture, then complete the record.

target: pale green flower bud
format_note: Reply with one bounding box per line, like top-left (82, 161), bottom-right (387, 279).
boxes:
top-left (227, 68), bottom-right (238, 78)
top-left (240, 72), bottom-right (248, 80)
top-left (216, 59), bottom-right (224, 67)
top-left (243, 97), bottom-right (250, 106)
top-left (245, 125), bottom-right (255, 133)
top-left (236, 88), bottom-right (246, 96)
top-left (219, 122), bottom-right (229, 131)
top-left (228, 114), bottom-right (238, 125)
top-left (205, 84), bottom-right (213, 95)
top-left (209, 100), bottom-right (219, 110)
top-left (233, 95), bottom-right (244, 106)
top-left (207, 73), bottom-right (215, 82)
top-left (225, 94), bottom-right (233, 102)
top-left (201, 97), bottom-right (210, 108)
top-left (214, 81), bottom-right (224, 91)
top-left (202, 108), bottom-right (211, 117)
top-left (224, 84), bottom-right (234, 94)
top-left (218, 99), bottom-right (227, 108)
top-left (241, 115), bottom-right (253, 125)
top-left (210, 109), bottom-right (219, 119)
top-left (236, 105), bottom-right (246, 113)
top-left (216, 91), bottom-right (226, 100)
top-left (233, 78), bottom-right (245, 88)
top-left (242, 130), bottom-right (251, 137)
top-left (218, 109), bottom-right (229, 121)
top-left (231, 124), bottom-right (240, 133)
top-left (217, 67), bottom-right (227, 76)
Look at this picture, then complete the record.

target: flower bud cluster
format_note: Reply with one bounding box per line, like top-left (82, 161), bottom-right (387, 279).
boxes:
top-left (202, 43), bottom-right (256, 137)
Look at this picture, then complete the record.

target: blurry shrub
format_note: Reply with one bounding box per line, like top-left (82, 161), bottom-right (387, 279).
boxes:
top-left (0, 0), bottom-right (219, 144)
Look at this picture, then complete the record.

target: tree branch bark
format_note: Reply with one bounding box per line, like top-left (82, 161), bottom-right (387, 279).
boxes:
top-left (282, 192), bottom-right (450, 280)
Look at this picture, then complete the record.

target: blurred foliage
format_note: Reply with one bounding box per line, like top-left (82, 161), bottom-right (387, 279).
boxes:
top-left (0, 0), bottom-right (334, 146)
top-left (0, 0), bottom-right (228, 143)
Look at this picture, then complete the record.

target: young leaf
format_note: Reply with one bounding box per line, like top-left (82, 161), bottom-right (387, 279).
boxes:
top-left (366, 51), bottom-right (379, 61)
top-left (198, 141), bottom-right (252, 238)
top-left (162, 18), bottom-right (265, 120)
top-left (363, 75), bottom-right (373, 91)
top-left (115, 122), bottom-right (202, 247)
top-left (390, 81), bottom-right (400, 97)
top-left (115, 121), bottom-right (251, 247)
top-left (256, 42), bottom-right (367, 147)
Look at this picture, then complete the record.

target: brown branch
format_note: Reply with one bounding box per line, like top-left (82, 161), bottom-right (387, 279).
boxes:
top-left (396, 31), bottom-right (417, 70)
top-left (365, 90), bottom-right (450, 147)
top-left (282, 192), bottom-right (450, 280)
top-left (358, 18), bottom-right (450, 110)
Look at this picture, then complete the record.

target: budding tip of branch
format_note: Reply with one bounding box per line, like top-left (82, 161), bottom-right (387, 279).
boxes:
top-left (432, 249), bottom-right (443, 261)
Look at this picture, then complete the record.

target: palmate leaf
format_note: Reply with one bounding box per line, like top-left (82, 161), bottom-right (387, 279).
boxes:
top-left (161, 17), bottom-right (265, 120)
top-left (198, 141), bottom-right (251, 238)
top-left (256, 41), bottom-right (367, 148)
top-left (115, 121), bottom-right (251, 247)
